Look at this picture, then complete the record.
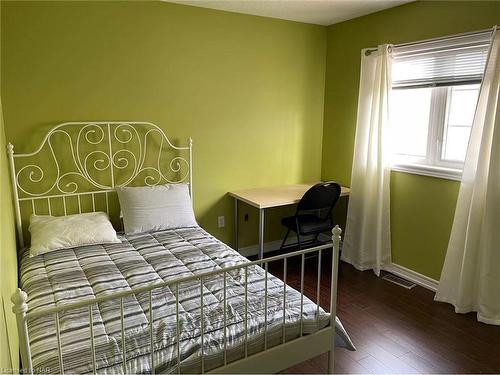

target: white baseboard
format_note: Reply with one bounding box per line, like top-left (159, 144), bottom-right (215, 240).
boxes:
top-left (384, 263), bottom-right (439, 292)
top-left (238, 240), bottom-right (283, 257)
top-left (239, 242), bottom-right (439, 293)
top-left (238, 234), bottom-right (320, 257)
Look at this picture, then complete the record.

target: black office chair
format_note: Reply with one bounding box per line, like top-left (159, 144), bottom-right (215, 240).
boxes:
top-left (279, 181), bottom-right (341, 250)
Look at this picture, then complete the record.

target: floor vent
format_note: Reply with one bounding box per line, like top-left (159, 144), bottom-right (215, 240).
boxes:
top-left (382, 273), bottom-right (416, 289)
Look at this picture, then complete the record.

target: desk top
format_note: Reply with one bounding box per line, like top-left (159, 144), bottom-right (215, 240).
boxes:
top-left (228, 183), bottom-right (350, 209)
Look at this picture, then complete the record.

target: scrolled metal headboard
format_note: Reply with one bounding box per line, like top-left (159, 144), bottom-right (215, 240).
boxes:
top-left (7, 121), bottom-right (193, 248)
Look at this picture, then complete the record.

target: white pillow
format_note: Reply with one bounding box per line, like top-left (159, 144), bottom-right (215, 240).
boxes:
top-left (29, 212), bottom-right (121, 257)
top-left (116, 184), bottom-right (196, 235)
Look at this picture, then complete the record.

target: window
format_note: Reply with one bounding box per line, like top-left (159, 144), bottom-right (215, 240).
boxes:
top-left (390, 84), bottom-right (480, 176)
top-left (442, 85), bottom-right (480, 163)
top-left (389, 32), bottom-right (491, 180)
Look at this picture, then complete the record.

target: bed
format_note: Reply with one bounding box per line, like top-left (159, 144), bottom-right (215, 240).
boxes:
top-left (8, 122), bottom-right (354, 374)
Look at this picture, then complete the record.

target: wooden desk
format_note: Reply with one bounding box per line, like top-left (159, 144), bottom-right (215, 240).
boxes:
top-left (228, 183), bottom-right (350, 259)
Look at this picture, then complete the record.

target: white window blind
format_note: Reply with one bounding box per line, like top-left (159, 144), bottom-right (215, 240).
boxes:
top-left (392, 32), bottom-right (492, 88)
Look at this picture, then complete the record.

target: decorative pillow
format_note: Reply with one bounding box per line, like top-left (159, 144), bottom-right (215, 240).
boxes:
top-left (29, 212), bottom-right (121, 257)
top-left (116, 184), bottom-right (197, 235)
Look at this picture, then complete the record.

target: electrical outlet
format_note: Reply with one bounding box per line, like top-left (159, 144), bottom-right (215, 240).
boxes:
top-left (218, 216), bottom-right (225, 228)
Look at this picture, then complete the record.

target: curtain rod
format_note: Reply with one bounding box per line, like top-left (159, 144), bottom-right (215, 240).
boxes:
top-left (364, 26), bottom-right (495, 56)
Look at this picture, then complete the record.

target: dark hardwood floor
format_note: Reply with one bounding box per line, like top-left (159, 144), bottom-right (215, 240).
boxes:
top-left (261, 252), bottom-right (500, 374)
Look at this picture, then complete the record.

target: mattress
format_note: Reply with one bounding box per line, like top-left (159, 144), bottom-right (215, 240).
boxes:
top-left (20, 226), bottom-right (354, 374)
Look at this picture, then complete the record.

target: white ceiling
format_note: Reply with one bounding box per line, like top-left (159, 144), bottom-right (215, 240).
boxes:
top-left (165, 0), bottom-right (412, 26)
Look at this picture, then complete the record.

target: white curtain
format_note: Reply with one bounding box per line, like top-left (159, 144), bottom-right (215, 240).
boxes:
top-left (342, 45), bottom-right (392, 276)
top-left (435, 27), bottom-right (500, 325)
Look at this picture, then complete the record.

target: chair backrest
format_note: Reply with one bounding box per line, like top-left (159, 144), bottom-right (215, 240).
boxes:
top-left (297, 181), bottom-right (341, 215)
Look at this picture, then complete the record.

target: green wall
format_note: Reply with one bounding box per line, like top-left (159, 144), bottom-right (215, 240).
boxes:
top-left (0, 0), bottom-right (19, 369)
top-left (322, 0), bottom-right (499, 280)
top-left (1, 1), bottom-right (327, 248)
top-left (0, 103), bottom-right (19, 371)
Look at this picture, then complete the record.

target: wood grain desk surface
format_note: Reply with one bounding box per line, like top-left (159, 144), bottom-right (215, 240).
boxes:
top-left (228, 183), bottom-right (350, 209)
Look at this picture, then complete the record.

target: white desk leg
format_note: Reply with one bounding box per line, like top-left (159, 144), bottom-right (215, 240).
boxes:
top-left (259, 208), bottom-right (264, 259)
top-left (234, 198), bottom-right (239, 251)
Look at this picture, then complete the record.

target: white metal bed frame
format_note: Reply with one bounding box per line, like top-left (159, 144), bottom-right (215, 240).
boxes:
top-left (8, 121), bottom-right (342, 374)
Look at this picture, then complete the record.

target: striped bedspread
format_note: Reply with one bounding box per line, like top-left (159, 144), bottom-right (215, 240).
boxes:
top-left (20, 226), bottom-right (354, 374)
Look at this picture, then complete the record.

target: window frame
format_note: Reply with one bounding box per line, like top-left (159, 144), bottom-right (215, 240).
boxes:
top-left (390, 84), bottom-right (480, 181)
